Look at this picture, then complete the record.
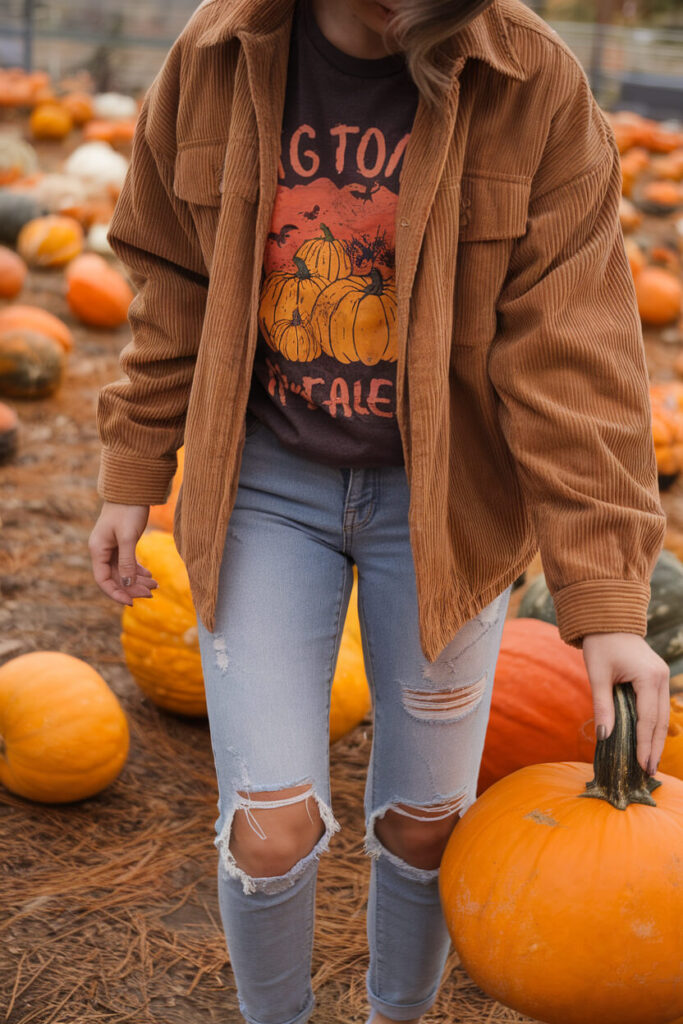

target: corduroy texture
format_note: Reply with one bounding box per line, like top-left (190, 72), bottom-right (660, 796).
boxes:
top-left (96, 0), bottom-right (667, 662)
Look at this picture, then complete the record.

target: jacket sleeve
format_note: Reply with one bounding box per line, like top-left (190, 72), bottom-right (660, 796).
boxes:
top-left (488, 71), bottom-right (667, 650)
top-left (96, 46), bottom-right (210, 506)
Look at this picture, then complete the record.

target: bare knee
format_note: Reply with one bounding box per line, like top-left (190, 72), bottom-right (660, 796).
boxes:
top-left (374, 796), bottom-right (468, 870)
top-left (229, 783), bottom-right (325, 878)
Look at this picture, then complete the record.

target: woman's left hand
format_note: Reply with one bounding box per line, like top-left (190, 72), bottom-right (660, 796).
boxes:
top-left (581, 633), bottom-right (671, 776)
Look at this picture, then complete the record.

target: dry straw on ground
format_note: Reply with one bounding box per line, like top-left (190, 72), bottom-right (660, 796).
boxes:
top-left (0, 687), bottom-right (541, 1024)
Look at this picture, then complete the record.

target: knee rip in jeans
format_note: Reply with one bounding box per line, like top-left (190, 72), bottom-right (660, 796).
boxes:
top-left (363, 792), bottom-right (470, 882)
top-left (215, 780), bottom-right (341, 897)
top-left (401, 673), bottom-right (487, 722)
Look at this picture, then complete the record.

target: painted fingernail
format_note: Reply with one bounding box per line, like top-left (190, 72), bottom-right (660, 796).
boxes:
top-left (121, 577), bottom-right (132, 587)
top-left (596, 724), bottom-right (607, 741)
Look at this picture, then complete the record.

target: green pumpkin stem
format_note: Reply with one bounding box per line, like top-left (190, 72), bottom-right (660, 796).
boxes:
top-left (580, 682), bottom-right (661, 810)
top-left (292, 255), bottom-right (311, 279)
top-left (290, 307), bottom-right (302, 326)
top-left (320, 223), bottom-right (335, 241)
top-left (364, 267), bottom-right (384, 295)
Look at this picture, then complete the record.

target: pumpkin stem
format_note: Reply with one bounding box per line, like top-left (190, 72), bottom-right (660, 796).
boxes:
top-left (292, 255), bottom-right (311, 279)
top-left (364, 267), bottom-right (384, 296)
top-left (580, 682), bottom-right (662, 810)
top-left (291, 307), bottom-right (302, 326)
top-left (320, 223), bottom-right (335, 242)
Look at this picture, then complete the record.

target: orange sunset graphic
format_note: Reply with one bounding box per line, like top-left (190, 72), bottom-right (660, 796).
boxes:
top-left (258, 177), bottom-right (398, 366)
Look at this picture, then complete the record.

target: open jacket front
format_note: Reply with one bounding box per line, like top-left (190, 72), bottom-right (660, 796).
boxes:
top-left (96, 0), bottom-right (667, 662)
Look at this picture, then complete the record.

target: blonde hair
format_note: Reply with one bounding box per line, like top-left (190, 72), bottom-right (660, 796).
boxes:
top-left (380, 0), bottom-right (497, 108)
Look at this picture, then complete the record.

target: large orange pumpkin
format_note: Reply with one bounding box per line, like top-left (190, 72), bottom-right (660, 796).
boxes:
top-left (122, 531), bottom-right (370, 738)
top-left (0, 651), bottom-right (130, 803)
top-left (477, 618), bottom-right (595, 794)
top-left (440, 683), bottom-right (683, 1024)
top-left (65, 252), bottom-right (133, 327)
top-left (311, 266), bottom-right (397, 365)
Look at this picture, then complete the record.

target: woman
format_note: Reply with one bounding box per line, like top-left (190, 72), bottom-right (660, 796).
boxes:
top-left (89, 0), bottom-right (671, 1021)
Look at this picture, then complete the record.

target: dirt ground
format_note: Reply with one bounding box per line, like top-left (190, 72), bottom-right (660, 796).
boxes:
top-left (1, 115), bottom-right (682, 1024)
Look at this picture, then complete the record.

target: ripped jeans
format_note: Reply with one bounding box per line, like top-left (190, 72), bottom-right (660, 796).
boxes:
top-left (195, 415), bottom-right (512, 1024)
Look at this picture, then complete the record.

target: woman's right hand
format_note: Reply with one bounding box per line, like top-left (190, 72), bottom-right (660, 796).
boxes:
top-left (88, 501), bottom-right (158, 607)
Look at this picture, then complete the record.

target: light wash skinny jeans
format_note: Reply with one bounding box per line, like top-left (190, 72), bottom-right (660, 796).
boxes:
top-left (196, 415), bottom-right (512, 1024)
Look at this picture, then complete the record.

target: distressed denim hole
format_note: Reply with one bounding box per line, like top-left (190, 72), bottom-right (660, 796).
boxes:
top-left (401, 674), bottom-right (487, 722)
top-left (364, 792), bottom-right (469, 880)
top-left (215, 781), bottom-right (341, 896)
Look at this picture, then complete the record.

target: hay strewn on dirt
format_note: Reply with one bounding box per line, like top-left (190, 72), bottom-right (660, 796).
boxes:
top-left (1, 117), bottom-right (682, 1024)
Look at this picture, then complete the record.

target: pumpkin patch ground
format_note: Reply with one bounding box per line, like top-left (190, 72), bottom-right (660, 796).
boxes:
top-left (1, 108), bottom-right (683, 1024)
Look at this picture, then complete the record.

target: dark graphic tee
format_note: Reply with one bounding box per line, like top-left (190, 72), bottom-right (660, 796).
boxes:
top-left (246, 0), bottom-right (420, 466)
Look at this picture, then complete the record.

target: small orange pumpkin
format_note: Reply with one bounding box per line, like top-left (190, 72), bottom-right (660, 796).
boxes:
top-left (16, 213), bottom-right (84, 267)
top-left (623, 236), bottom-right (645, 278)
top-left (0, 651), bottom-right (130, 803)
top-left (0, 305), bottom-right (74, 353)
top-left (60, 91), bottom-right (94, 126)
top-left (0, 246), bottom-right (27, 298)
top-left (0, 328), bottom-right (65, 398)
top-left (29, 101), bottom-right (73, 140)
top-left (634, 266), bottom-right (681, 326)
top-left (65, 252), bottom-right (133, 327)
top-left (268, 306), bottom-right (321, 361)
top-left (82, 119), bottom-right (137, 145)
top-left (295, 223), bottom-right (353, 281)
top-left (618, 196), bottom-right (642, 233)
top-left (637, 178), bottom-right (682, 214)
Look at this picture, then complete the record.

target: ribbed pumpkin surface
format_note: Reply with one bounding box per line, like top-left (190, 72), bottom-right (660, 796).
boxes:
top-left (121, 529), bottom-right (205, 716)
top-left (0, 651), bottom-right (129, 803)
top-left (122, 531), bottom-right (371, 737)
top-left (478, 618), bottom-right (595, 794)
top-left (440, 761), bottom-right (683, 1024)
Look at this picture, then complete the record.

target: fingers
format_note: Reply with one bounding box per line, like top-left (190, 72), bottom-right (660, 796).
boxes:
top-left (117, 532), bottom-right (140, 589)
top-left (89, 525), bottom-right (158, 607)
top-left (647, 669), bottom-right (672, 775)
top-left (633, 665), bottom-right (670, 775)
top-left (589, 667), bottom-right (615, 743)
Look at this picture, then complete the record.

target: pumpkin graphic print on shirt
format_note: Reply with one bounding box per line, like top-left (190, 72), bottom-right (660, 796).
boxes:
top-left (246, 0), bottom-right (419, 467)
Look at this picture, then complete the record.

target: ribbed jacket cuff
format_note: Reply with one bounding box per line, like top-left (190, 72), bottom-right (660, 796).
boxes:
top-left (97, 448), bottom-right (176, 506)
top-left (553, 579), bottom-right (651, 650)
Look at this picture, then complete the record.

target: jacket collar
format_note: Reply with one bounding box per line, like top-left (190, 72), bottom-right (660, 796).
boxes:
top-left (194, 0), bottom-right (528, 82)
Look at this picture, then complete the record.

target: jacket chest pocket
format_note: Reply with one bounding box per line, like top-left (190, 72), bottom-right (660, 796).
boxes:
top-left (455, 173), bottom-right (531, 242)
top-left (172, 140), bottom-right (259, 268)
top-left (441, 173), bottom-right (532, 348)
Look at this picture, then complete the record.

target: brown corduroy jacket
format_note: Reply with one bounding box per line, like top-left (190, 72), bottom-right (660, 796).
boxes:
top-left (96, 0), bottom-right (667, 662)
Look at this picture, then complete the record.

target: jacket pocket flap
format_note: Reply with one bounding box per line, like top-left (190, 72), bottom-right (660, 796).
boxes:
top-left (173, 142), bottom-right (227, 206)
top-left (457, 174), bottom-right (531, 241)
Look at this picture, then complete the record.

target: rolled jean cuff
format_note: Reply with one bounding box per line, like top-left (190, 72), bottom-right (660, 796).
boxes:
top-left (366, 969), bottom-right (439, 1021)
